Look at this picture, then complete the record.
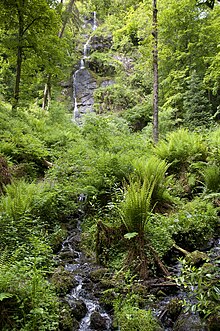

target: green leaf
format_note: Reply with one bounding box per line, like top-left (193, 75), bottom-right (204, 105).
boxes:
top-left (0, 293), bottom-right (13, 301)
top-left (124, 232), bottom-right (138, 240)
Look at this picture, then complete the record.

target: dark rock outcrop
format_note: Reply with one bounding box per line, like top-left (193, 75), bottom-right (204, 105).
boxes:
top-left (90, 311), bottom-right (108, 330)
top-left (68, 298), bottom-right (87, 321)
top-left (173, 313), bottom-right (207, 331)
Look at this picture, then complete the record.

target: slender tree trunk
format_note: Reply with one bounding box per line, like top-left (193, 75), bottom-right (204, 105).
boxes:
top-left (42, 0), bottom-right (75, 110)
top-left (42, 75), bottom-right (51, 110)
top-left (13, 46), bottom-right (23, 110)
top-left (152, 0), bottom-right (159, 143)
top-left (12, 5), bottom-right (24, 110)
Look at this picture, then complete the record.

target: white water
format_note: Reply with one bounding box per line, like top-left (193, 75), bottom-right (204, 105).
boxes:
top-left (72, 12), bottom-right (97, 122)
top-left (60, 213), bottom-right (112, 330)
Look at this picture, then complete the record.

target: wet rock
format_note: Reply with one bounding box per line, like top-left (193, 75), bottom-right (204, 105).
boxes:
top-left (90, 268), bottom-right (109, 282)
top-left (59, 301), bottom-right (79, 331)
top-left (207, 313), bottom-right (220, 331)
top-left (51, 266), bottom-right (77, 295)
top-left (90, 35), bottom-right (112, 51)
top-left (90, 311), bottom-right (108, 330)
top-left (166, 298), bottom-right (182, 320)
top-left (160, 298), bottom-right (182, 328)
top-left (60, 80), bottom-right (72, 88)
top-left (185, 250), bottom-right (209, 267)
top-left (68, 298), bottom-right (87, 321)
top-left (74, 68), bottom-right (97, 115)
top-left (59, 250), bottom-right (79, 261)
top-left (173, 313), bottom-right (207, 331)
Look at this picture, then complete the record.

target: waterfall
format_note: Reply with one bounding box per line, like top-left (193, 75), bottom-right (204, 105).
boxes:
top-left (93, 11), bottom-right (97, 31)
top-left (72, 12), bottom-right (97, 122)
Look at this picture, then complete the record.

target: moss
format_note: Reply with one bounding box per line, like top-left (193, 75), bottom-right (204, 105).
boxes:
top-left (185, 250), bottom-right (209, 267)
top-left (51, 266), bottom-right (76, 295)
top-left (59, 301), bottom-right (80, 331)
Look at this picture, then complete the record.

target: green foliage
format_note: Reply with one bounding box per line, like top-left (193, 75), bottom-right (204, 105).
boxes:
top-left (114, 297), bottom-right (161, 331)
top-left (122, 98), bottom-right (152, 131)
top-left (159, 0), bottom-right (220, 119)
top-left (168, 199), bottom-right (218, 249)
top-left (132, 156), bottom-right (171, 206)
top-left (94, 83), bottom-right (136, 113)
top-left (0, 179), bottom-right (70, 251)
top-left (89, 51), bottom-right (122, 76)
top-left (182, 71), bottom-right (212, 128)
top-left (175, 258), bottom-right (220, 318)
top-left (146, 214), bottom-right (174, 257)
top-left (203, 164), bottom-right (220, 192)
top-left (120, 179), bottom-right (154, 235)
top-left (0, 243), bottom-right (59, 331)
top-left (155, 129), bottom-right (208, 173)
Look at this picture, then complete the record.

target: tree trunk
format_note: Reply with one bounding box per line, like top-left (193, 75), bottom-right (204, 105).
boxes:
top-left (42, 75), bottom-right (51, 110)
top-left (42, 0), bottom-right (75, 110)
top-left (13, 46), bottom-right (22, 110)
top-left (152, 0), bottom-right (159, 143)
top-left (12, 5), bottom-right (24, 110)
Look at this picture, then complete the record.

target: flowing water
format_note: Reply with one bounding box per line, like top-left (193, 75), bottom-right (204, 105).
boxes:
top-left (73, 12), bottom-right (97, 122)
top-left (60, 218), bottom-right (112, 330)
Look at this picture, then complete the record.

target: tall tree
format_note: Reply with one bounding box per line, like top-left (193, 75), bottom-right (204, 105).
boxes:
top-left (159, 0), bottom-right (220, 127)
top-left (42, 0), bottom-right (78, 110)
top-left (152, 0), bottom-right (159, 142)
top-left (0, 0), bottom-right (60, 109)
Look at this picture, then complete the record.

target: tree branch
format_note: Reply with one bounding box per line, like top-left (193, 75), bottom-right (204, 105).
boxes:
top-left (22, 17), bottom-right (42, 36)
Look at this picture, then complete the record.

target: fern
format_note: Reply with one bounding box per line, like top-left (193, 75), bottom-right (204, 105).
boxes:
top-left (120, 179), bottom-right (155, 234)
top-left (132, 156), bottom-right (169, 204)
top-left (155, 128), bottom-right (208, 171)
top-left (203, 164), bottom-right (220, 193)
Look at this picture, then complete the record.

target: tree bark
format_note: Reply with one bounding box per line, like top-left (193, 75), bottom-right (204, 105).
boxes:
top-left (152, 0), bottom-right (159, 143)
top-left (12, 4), bottom-right (24, 110)
top-left (42, 74), bottom-right (51, 110)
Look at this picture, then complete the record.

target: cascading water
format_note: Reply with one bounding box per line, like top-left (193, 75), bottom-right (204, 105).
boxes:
top-left (93, 11), bottom-right (97, 31)
top-left (73, 12), bottom-right (97, 122)
top-left (59, 215), bottom-right (112, 331)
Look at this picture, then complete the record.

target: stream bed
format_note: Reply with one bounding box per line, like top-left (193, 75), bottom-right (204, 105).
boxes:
top-left (59, 219), bottom-right (112, 331)
top-left (58, 219), bottom-right (219, 331)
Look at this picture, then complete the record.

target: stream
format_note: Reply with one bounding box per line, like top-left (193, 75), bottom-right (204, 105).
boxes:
top-left (58, 211), bottom-right (219, 331)
top-left (59, 218), bottom-right (112, 331)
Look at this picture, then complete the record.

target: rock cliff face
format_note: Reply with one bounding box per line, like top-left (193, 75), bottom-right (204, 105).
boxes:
top-left (74, 68), bottom-right (97, 117)
top-left (72, 16), bottom-right (114, 120)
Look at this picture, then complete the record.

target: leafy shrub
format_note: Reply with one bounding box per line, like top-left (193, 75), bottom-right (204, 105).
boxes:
top-left (115, 303), bottom-right (161, 331)
top-left (146, 214), bottom-right (174, 257)
top-left (122, 104), bottom-right (152, 132)
top-left (0, 242), bottom-right (59, 331)
top-left (94, 83), bottom-right (136, 113)
top-left (168, 199), bottom-right (218, 250)
top-left (89, 51), bottom-right (122, 76)
top-left (203, 164), bottom-right (220, 193)
top-left (0, 180), bottom-right (71, 251)
top-left (175, 258), bottom-right (220, 319)
top-left (154, 129), bottom-right (208, 173)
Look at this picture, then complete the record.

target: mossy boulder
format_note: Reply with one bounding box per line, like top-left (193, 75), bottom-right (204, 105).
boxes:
top-left (173, 313), bottom-right (207, 331)
top-left (90, 267), bottom-right (109, 282)
top-left (185, 250), bottom-right (209, 267)
top-left (90, 311), bottom-right (109, 330)
top-left (68, 298), bottom-right (87, 321)
top-left (59, 301), bottom-right (80, 331)
top-left (207, 313), bottom-right (220, 331)
top-left (51, 266), bottom-right (77, 295)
